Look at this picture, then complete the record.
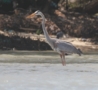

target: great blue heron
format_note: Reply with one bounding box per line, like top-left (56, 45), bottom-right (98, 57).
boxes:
top-left (26, 10), bottom-right (82, 66)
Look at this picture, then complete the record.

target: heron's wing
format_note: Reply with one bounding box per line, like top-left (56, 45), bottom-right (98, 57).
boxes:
top-left (55, 40), bottom-right (78, 54)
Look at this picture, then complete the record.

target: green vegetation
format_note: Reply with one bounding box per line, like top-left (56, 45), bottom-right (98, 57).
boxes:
top-left (36, 29), bottom-right (42, 35)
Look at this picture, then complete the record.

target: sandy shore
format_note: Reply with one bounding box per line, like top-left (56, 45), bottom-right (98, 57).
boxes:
top-left (0, 30), bottom-right (98, 51)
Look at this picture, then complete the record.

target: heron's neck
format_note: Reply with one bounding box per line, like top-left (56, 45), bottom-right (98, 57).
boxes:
top-left (41, 14), bottom-right (51, 42)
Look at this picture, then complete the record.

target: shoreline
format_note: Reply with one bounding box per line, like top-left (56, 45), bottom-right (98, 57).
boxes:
top-left (0, 31), bottom-right (98, 51)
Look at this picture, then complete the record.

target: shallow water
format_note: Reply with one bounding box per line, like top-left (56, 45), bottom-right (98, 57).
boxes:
top-left (0, 63), bottom-right (98, 90)
top-left (0, 51), bottom-right (98, 90)
top-left (0, 51), bottom-right (98, 63)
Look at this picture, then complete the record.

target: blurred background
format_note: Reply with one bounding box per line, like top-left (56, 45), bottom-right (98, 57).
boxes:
top-left (0, 0), bottom-right (98, 51)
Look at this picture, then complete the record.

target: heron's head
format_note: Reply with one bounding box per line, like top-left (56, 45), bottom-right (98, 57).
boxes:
top-left (26, 10), bottom-right (42, 19)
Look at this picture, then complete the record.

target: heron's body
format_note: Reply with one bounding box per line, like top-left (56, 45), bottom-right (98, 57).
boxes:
top-left (47, 38), bottom-right (81, 55)
top-left (26, 10), bottom-right (82, 66)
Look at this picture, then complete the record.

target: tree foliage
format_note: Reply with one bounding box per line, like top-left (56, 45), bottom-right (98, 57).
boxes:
top-left (0, 0), bottom-right (98, 14)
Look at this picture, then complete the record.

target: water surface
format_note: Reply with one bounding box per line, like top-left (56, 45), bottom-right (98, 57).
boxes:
top-left (0, 51), bottom-right (98, 90)
top-left (0, 63), bottom-right (98, 90)
top-left (0, 51), bottom-right (98, 63)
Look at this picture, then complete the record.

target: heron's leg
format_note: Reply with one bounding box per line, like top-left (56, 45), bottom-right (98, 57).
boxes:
top-left (62, 54), bottom-right (66, 66)
top-left (60, 54), bottom-right (64, 66)
top-left (61, 52), bottom-right (66, 66)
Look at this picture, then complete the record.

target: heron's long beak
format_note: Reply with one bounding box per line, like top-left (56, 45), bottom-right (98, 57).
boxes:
top-left (26, 13), bottom-right (36, 19)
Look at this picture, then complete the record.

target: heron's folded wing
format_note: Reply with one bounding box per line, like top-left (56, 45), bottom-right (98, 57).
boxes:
top-left (55, 41), bottom-right (77, 53)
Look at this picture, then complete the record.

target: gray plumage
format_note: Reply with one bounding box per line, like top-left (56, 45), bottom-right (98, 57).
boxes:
top-left (48, 38), bottom-right (82, 55)
top-left (26, 10), bottom-right (82, 66)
